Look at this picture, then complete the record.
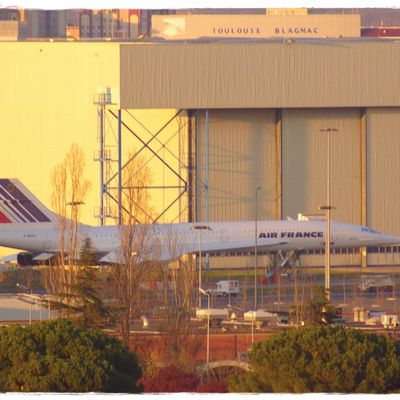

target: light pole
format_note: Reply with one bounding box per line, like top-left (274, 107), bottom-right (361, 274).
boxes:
top-left (128, 251), bottom-right (138, 333)
top-left (199, 288), bottom-right (210, 366)
top-left (319, 128), bottom-right (337, 301)
top-left (194, 225), bottom-right (209, 308)
top-left (254, 186), bottom-right (261, 311)
top-left (251, 311), bottom-right (255, 344)
top-left (320, 204), bottom-right (333, 301)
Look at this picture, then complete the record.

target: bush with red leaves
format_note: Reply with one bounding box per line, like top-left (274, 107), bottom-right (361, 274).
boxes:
top-left (141, 365), bottom-right (200, 393)
top-left (197, 379), bottom-right (229, 393)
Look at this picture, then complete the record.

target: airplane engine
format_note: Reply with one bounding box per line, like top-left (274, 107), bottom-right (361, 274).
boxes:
top-left (17, 252), bottom-right (39, 266)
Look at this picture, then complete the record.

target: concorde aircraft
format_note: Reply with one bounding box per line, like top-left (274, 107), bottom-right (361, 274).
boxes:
top-left (0, 178), bottom-right (399, 265)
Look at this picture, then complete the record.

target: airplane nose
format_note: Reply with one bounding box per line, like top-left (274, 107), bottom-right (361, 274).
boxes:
top-left (377, 234), bottom-right (400, 246)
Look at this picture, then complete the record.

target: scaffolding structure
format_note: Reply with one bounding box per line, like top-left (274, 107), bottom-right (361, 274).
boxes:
top-left (93, 90), bottom-right (115, 225)
top-left (94, 91), bottom-right (197, 225)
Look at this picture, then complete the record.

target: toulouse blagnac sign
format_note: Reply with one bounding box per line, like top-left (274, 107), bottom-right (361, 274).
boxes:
top-left (211, 27), bottom-right (319, 35)
top-left (151, 15), bottom-right (360, 40)
top-left (212, 27), bottom-right (262, 35)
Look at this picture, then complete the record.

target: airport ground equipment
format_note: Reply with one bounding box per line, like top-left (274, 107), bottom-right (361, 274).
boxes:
top-left (206, 280), bottom-right (240, 297)
top-left (359, 274), bottom-right (394, 292)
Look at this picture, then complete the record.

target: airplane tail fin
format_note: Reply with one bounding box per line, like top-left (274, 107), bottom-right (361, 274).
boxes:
top-left (0, 179), bottom-right (57, 225)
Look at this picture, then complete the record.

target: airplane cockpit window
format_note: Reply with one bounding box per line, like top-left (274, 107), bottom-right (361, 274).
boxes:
top-left (361, 227), bottom-right (379, 234)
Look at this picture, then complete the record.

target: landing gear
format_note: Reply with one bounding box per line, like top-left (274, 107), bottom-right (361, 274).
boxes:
top-left (261, 251), bottom-right (300, 284)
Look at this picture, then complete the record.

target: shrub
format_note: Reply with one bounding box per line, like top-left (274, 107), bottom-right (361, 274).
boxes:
top-left (0, 319), bottom-right (142, 392)
top-left (197, 379), bottom-right (229, 393)
top-left (230, 325), bottom-right (400, 393)
top-left (141, 365), bottom-right (199, 392)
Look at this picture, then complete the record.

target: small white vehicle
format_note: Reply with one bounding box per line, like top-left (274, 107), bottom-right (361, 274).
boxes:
top-left (359, 274), bottom-right (393, 292)
top-left (206, 280), bottom-right (240, 297)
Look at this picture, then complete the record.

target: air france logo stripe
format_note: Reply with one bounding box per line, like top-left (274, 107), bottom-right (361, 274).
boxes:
top-left (0, 179), bottom-right (51, 223)
top-left (0, 210), bottom-right (11, 223)
top-left (0, 188), bottom-right (33, 222)
top-left (2, 180), bottom-right (50, 222)
top-left (0, 199), bottom-right (20, 223)
top-left (0, 194), bottom-right (28, 223)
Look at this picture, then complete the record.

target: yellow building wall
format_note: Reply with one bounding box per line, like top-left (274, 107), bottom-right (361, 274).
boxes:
top-left (0, 42), bottom-right (182, 257)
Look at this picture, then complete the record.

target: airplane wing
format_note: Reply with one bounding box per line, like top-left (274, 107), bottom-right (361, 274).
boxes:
top-left (0, 252), bottom-right (56, 264)
top-left (197, 240), bottom-right (289, 255)
top-left (32, 253), bottom-right (54, 261)
top-left (98, 251), bottom-right (119, 264)
top-left (0, 253), bottom-right (19, 263)
top-left (98, 240), bottom-right (289, 264)
top-left (98, 251), bottom-right (147, 264)
top-left (156, 239), bottom-right (291, 261)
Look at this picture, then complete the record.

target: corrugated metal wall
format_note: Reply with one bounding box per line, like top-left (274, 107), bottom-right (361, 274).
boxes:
top-left (193, 108), bottom-right (374, 268)
top-left (121, 41), bottom-right (400, 109)
top-left (195, 109), bottom-right (278, 268)
top-left (192, 106), bottom-right (400, 268)
top-left (196, 109), bottom-right (278, 221)
top-left (282, 108), bottom-right (363, 266)
top-left (367, 108), bottom-right (400, 266)
top-left (119, 41), bottom-right (400, 268)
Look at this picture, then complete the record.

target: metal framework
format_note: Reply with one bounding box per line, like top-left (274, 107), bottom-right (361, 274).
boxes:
top-left (93, 98), bottom-right (400, 272)
top-left (94, 95), bottom-right (197, 225)
top-left (94, 91), bottom-right (115, 225)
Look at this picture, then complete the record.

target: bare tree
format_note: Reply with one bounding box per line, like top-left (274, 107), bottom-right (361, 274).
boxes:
top-left (106, 148), bottom-right (200, 361)
top-left (43, 144), bottom-right (91, 313)
top-left (42, 161), bottom-right (68, 299)
top-left (65, 144), bottom-right (91, 263)
top-left (51, 161), bottom-right (67, 267)
top-left (106, 150), bottom-right (156, 349)
top-left (155, 228), bottom-right (200, 369)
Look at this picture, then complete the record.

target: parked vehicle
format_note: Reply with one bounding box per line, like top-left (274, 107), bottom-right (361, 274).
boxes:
top-left (206, 280), bottom-right (240, 297)
top-left (359, 274), bottom-right (393, 292)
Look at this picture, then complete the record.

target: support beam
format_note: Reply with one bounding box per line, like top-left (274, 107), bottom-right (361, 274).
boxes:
top-left (275, 109), bottom-right (282, 220)
top-left (205, 109), bottom-right (209, 223)
top-left (188, 110), bottom-right (194, 223)
top-left (205, 110), bottom-right (210, 270)
top-left (99, 103), bottom-right (104, 226)
top-left (360, 108), bottom-right (368, 269)
top-left (118, 109), bottom-right (122, 225)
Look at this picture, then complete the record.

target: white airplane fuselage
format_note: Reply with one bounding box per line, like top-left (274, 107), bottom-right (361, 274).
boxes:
top-left (1, 219), bottom-right (399, 258)
top-left (2, 179), bottom-right (399, 264)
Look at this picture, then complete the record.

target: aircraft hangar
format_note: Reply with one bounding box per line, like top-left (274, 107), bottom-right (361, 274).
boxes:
top-left (119, 39), bottom-right (400, 268)
top-left (1, 39), bottom-right (400, 269)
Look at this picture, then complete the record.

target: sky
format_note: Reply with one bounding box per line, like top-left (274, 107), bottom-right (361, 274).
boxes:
top-left (1, 0), bottom-right (400, 9)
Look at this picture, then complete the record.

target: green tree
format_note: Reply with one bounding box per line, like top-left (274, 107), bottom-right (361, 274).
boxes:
top-left (229, 325), bottom-right (400, 393)
top-left (79, 237), bottom-right (98, 266)
top-left (66, 268), bottom-right (111, 329)
top-left (0, 319), bottom-right (142, 393)
top-left (302, 286), bottom-right (336, 325)
top-left (41, 267), bottom-right (110, 330)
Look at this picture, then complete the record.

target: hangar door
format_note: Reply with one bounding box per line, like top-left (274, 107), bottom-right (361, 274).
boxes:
top-left (195, 109), bottom-right (278, 269)
top-left (282, 108), bottom-right (363, 267)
